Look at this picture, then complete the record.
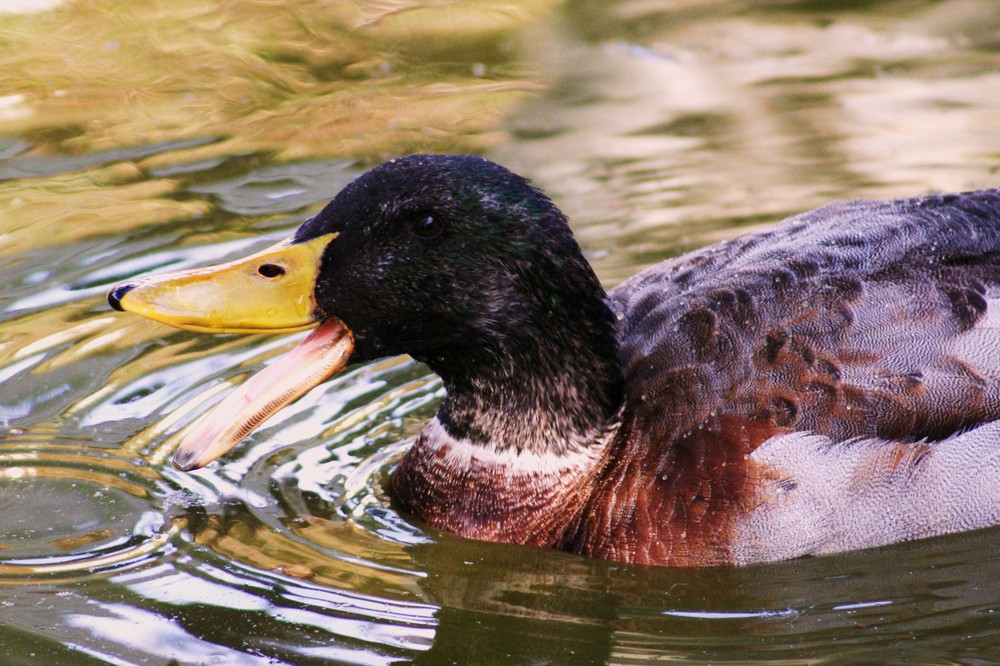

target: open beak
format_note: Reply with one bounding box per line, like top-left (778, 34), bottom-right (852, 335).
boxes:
top-left (108, 232), bottom-right (355, 471)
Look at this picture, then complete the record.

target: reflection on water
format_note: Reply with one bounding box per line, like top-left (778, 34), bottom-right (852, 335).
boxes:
top-left (499, 0), bottom-right (1000, 284)
top-left (3, 0), bottom-right (1000, 663)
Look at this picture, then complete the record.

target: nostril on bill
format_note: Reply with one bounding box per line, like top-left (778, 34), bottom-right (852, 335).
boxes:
top-left (108, 283), bottom-right (137, 311)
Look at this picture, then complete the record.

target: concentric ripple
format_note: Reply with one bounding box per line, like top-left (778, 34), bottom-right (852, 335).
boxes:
top-left (0, 427), bottom-right (178, 583)
top-left (153, 353), bottom-right (444, 586)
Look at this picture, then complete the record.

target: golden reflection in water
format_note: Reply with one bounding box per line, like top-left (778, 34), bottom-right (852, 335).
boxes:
top-left (191, 512), bottom-right (424, 598)
top-left (0, 164), bottom-right (211, 257)
top-left (2, 0), bottom-right (553, 159)
top-left (0, 0), bottom-right (554, 257)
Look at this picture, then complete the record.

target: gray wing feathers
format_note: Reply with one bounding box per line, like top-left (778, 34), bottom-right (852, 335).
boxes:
top-left (608, 190), bottom-right (1000, 443)
top-left (734, 422), bottom-right (1000, 564)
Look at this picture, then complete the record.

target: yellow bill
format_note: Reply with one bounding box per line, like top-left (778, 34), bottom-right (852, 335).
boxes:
top-left (108, 232), bottom-right (356, 470)
top-left (108, 233), bottom-right (337, 333)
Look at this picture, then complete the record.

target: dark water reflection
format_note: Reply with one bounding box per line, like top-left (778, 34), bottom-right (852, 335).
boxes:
top-left (3, 0), bottom-right (1000, 664)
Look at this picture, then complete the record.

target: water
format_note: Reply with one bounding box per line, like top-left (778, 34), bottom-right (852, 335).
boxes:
top-left (2, 0), bottom-right (1000, 663)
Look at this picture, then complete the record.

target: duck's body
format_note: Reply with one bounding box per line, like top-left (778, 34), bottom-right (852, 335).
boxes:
top-left (392, 187), bottom-right (1000, 565)
top-left (110, 156), bottom-right (1000, 566)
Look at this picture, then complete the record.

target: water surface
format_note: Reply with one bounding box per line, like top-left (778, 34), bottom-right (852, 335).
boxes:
top-left (3, 0), bottom-right (1000, 663)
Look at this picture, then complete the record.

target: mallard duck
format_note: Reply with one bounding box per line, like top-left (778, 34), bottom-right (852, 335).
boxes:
top-left (108, 154), bottom-right (1000, 567)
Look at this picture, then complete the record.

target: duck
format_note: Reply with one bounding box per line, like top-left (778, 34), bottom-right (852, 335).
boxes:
top-left (108, 154), bottom-right (1000, 567)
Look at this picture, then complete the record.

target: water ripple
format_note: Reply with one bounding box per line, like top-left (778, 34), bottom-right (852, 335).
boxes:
top-left (0, 432), bottom-right (177, 582)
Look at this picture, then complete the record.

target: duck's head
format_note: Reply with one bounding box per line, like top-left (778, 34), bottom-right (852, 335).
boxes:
top-left (110, 154), bottom-right (620, 471)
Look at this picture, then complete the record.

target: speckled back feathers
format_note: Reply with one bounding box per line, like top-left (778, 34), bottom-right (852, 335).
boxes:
top-left (610, 190), bottom-right (1000, 446)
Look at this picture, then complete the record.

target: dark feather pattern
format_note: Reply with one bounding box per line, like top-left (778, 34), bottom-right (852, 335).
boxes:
top-left (609, 191), bottom-right (1000, 445)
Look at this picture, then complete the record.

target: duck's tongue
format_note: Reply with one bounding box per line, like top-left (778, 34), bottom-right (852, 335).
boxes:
top-left (172, 319), bottom-right (354, 471)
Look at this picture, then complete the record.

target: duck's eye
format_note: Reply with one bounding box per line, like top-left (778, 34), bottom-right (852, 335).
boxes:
top-left (412, 215), bottom-right (444, 239)
top-left (256, 263), bottom-right (285, 279)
